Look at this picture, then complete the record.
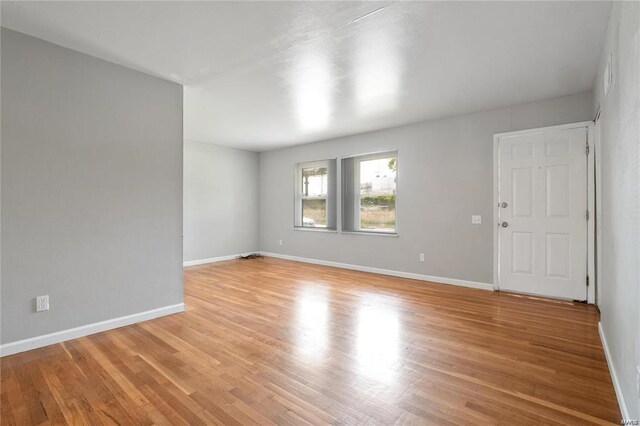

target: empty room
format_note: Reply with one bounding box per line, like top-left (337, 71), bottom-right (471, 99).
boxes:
top-left (1, 1), bottom-right (638, 424)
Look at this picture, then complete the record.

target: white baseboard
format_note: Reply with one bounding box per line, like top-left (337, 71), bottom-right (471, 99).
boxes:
top-left (599, 321), bottom-right (630, 420)
top-left (0, 303), bottom-right (185, 357)
top-left (260, 252), bottom-right (494, 291)
top-left (183, 252), bottom-right (255, 267)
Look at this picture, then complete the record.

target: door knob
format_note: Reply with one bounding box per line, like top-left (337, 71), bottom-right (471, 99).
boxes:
top-left (500, 222), bottom-right (509, 228)
top-left (500, 202), bottom-right (508, 208)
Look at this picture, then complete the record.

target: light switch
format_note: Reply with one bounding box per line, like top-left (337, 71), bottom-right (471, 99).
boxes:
top-left (472, 215), bottom-right (481, 224)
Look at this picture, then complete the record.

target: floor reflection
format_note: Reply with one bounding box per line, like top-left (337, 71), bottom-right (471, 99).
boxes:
top-left (355, 293), bottom-right (401, 384)
top-left (295, 283), bottom-right (329, 360)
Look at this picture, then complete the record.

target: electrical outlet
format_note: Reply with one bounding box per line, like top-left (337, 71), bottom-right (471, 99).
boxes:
top-left (36, 295), bottom-right (49, 312)
top-left (419, 253), bottom-right (425, 262)
top-left (472, 215), bottom-right (482, 224)
top-left (278, 239), bottom-right (283, 246)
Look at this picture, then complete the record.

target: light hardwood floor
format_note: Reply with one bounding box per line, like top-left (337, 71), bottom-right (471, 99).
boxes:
top-left (1, 257), bottom-right (620, 425)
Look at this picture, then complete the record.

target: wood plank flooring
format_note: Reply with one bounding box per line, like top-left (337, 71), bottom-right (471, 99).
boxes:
top-left (1, 257), bottom-right (620, 425)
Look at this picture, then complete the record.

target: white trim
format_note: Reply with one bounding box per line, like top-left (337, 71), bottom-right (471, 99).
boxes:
top-left (493, 135), bottom-right (500, 290)
top-left (293, 227), bottom-right (337, 233)
top-left (493, 121), bottom-right (595, 303)
top-left (260, 252), bottom-right (493, 291)
top-left (598, 322), bottom-right (630, 420)
top-left (340, 149), bottom-right (398, 160)
top-left (183, 253), bottom-right (254, 266)
top-left (586, 122), bottom-right (596, 304)
top-left (0, 303), bottom-right (185, 357)
top-left (594, 113), bottom-right (603, 306)
top-left (493, 121), bottom-right (593, 138)
top-left (340, 231), bottom-right (399, 237)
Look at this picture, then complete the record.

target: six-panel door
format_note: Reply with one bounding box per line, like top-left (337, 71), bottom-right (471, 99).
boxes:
top-left (498, 127), bottom-right (587, 300)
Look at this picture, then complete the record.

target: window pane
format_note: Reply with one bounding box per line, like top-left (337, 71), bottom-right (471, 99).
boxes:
top-left (359, 157), bottom-right (396, 231)
top-left (302, 199), bottom-right (327, 227)
top-left (302, 167), bottom-right (328, 197)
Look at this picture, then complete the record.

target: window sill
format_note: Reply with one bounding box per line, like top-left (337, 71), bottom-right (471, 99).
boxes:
top-left (341, 230), bottom-right (399, 237)
top-left (293, 227), bottom-right (338, 233)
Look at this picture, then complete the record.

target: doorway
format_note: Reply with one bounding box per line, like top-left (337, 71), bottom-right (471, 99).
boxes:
top-left (494, 123), bottom-right (592, 301)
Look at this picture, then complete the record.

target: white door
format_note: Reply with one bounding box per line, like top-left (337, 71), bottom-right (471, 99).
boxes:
top-left (498, 126), bottom-right (588, 301)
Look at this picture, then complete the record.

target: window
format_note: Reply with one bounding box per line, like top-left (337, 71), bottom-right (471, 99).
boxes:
top-left (342, 151), bottom-right (397, 234)
top-left (295, 159), bottom-right (337, 230)
top-left (301, 165), bottom-right (328, 227)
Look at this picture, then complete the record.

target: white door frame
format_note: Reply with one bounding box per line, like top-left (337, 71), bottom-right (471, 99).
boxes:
top-left (493, 121), bottom-right (596, 303)
top-left (593, 110), bottom-right (602, 306)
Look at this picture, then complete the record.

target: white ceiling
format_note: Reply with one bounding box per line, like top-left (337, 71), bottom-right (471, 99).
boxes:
top-left (2, 1), bottom-right (610, 151)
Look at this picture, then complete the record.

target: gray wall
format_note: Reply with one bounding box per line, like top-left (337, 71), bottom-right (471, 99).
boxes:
top-left (259, 91), bottom-right (593, 284)
top-left (183, 140), bottom-right (259, 262)
top-left (1, 29), bottom-right (184, 344)
top-left (592, 2), bottom-right (639, 419)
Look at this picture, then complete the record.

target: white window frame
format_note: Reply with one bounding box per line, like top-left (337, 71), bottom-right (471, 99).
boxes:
top-left (353, 151), bottom-right (398, 234)
top-left (295, 160), bottom-right (330, 229)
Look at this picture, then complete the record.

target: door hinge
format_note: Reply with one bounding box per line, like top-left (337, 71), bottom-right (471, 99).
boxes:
top-left (586, 144), bottom-right (590, 155)
top-left (586, 275), bottom-right (590, 287)
top-left (586, 210), bottom-right (590, 221)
